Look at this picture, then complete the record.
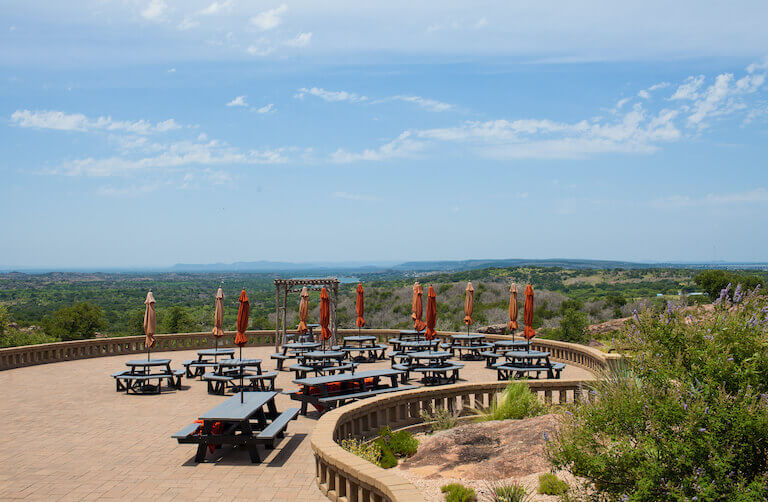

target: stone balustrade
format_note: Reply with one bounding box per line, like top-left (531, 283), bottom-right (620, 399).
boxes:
top-left (311, 379), bottom-right (592, 502)
top-left (0, 328), bottom-right (620, 373)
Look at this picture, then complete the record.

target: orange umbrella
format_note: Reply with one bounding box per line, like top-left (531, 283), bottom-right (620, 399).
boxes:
top-left (411, 282), bottom-right (426, 332)
top-left (425, 286), bottom-right (437, 340)
top-left (320, 287), bottom-right (332, 346)
top-left (234, 290), bottom-right (249, 402)
top-left (355, 283), bottom-right (366, 332)
top-left (143, 291), bottom-right (156, 360)
top-left (234, 290), bottom-right (249, 346)
top-left (297, 286), bottom-right (310, 335)
top-left (212, 286), bottom-right (224, 352)
top-left (523, 284), bottom-right (535, 347)
top-left (508, 283), bottom-right (519, 340)
top-left (463, 282), bottom-right (474, 332)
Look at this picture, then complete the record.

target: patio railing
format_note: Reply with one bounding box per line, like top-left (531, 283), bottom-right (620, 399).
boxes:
top-left (311, 379), bottom-right (590, 502)
top-left (0, 328), bottom-right (621, 372)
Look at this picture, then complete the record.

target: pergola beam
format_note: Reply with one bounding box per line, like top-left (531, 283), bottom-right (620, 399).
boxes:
top-left (274, 277), bottom-right (342, 349)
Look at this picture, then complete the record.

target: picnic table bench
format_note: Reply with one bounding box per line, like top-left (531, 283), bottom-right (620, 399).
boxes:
top-left (440, 334), bottom-right (493, 361)
top-left (493, 350), bottom-right (565, 380)
top-left (172, 392), bottom-right (299, 463)
top-left (405, 351), bottom-right (463, 386)
top-left (202, 359), bottom-right (278, 395)
top-left (287, 368), bottom-right (407, 415)
top-left (270, 341), bottom-right (320, 370)
top-left (480, 340), bottom-right (530, 367)
top-left (112, 359), bottom-right (183, 394)
top-left (183, 348), bottom-right (236, 378)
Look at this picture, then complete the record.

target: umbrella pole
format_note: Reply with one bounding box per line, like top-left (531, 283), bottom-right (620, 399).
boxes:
top-left (240, 345), bottom-right (244, 403)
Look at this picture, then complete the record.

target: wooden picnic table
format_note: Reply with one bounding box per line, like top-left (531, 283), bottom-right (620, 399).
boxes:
top-left (480, 340), bottom-right (530, 367)
top-left (398, 351), bottom-right (463, 386)
top-left (398, 330), bottom-right (425, 341)
top-left (112, 359), bottom-right (182, 394)
top-left (203, 359), bottom-right (278, 395)
top-left (172, 392), bottom-right (299, 463)
top-left (443, 334), bottom-right (492, 361)
top-left (183, 348), bottom-right (236, 378)
top-left (338, 336), bottom-right (386, 363)
top-left (494, 350), bottom-right (564, 380)
top-left (289, 368), bottom-right (412, 414)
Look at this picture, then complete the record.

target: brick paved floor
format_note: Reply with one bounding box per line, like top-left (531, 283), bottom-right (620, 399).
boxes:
top-left (0, 345), bottom-right (593, 501)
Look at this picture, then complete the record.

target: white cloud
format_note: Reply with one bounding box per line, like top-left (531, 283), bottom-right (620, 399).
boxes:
top-left (247, 42), bottom-right (274, 56)
top-left (52, 138), bottom-right (289, 177)
top-left (333, 191), bottom-right (376, 201)
top-left (10, 110), bottom-right (181, 134)
top-left (685, 69), bottom-right (765, 128)
top-left (651, 188), bottom-right (768, 208)
top-left (198, 0), bottom-right (234, 16)
top-left (226, 95), bottom-right (248, 107)
top-left (427, 17), bottom-right (489, 33)
top-left (177, 18), bottom-right (199, 30)
top-left (331, 131), bottom-right (423, 163)
top-left (637, 90), bottom-right (650, 99)
top-left (250, 4), bottom-right (287, 31)
top-left (141, 0), bottom-right (167, 21)
top-left (388, 95), bottom-right (453, 112)
top-left (254, 103), bottom-right (274, 114)
top-left (670, 75), bottom-right (705, 101)
top-left (295, 87), bottom-right (368, 103)
top-left (167, 68), bottom-right (176, 73)
top-left (284, 32), bottom-right (312, 48)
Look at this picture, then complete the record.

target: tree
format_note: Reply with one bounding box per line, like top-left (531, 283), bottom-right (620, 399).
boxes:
top-left (557, 308), bottom-right (589, 344)
top-left (695, 269), bottom-right (764, 300)
top-left (161, 306), bottom-right (198, 334)
top-left (0, 306), bottom-right (9, 335)
top-left (42, 302), bottom-right (106, 341)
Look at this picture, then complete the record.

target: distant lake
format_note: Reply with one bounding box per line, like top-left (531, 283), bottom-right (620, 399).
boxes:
top-left (291, 276), bottom-right (360, 284)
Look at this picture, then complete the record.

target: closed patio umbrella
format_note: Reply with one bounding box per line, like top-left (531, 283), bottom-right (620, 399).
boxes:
top-left (411, 282), bottom-right (427, 332)
top-left (508, 283), bottom-right (519, 342)
top-left (298, 286), bottom-right (310, 337)
top-left (463, 282), bottom-right (474, 334)
top-left (143, 291), bottom-right (156, 361)
top-left (355, 283), bottom-right (366, 335)
top-left (320, 286), bottom-right (332, 349)
top-left (212, 287), bottom-right (224, 351)
top-left (235, 290), bottom-right (249, 402)
top-left (523, 284), bottom-right (535, 350)
top-left (425, 286), bottom-right (437, 341)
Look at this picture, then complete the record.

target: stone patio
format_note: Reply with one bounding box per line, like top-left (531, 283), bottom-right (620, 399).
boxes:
top-left (0, 345), bottom-right (593, 501)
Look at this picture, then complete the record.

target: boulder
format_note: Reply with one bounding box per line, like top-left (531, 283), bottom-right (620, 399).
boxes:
top-left (477, 324), bottom-right (507, 335)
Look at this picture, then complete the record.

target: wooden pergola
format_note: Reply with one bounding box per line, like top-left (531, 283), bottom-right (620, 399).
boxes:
top-left (274, 277), bottom-right (340, 351)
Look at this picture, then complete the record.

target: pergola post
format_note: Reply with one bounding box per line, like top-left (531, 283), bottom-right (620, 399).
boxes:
top-left (274, 285), bottom-right (280, 352)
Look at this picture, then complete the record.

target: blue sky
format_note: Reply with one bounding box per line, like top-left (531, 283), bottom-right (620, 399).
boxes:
top-left (2, 1), bottom-right (768, 268)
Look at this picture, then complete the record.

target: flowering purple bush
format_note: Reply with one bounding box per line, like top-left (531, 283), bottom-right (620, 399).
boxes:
top-left (548, 289), bottom-right (768, 501)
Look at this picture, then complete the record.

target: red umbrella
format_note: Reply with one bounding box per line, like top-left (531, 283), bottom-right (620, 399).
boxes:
top-left (320, 287), bottom-right (332, 347)
top-left (425, 286), bottom-right (437, 341)
top-left (411, 282), bottom-right (427, 332)
top-left (234, 290), bottom-right (249, 401)
top-left (523, 284), bottom-right (535, 349)
top-left (355, 283), bottom-right (366, 334)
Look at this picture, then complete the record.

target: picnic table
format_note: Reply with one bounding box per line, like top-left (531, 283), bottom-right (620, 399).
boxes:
top-left (287, 323), bottom-right (321, 343)
top-left (202, 359), bottom-right (278, 395)
top-left (480, 340), bottom-right (530, 367)
top-left (336, 335), bottom-right (387, 363)
top-left (394, 351), bottom-right (463, 386)
top-left (291, 350), bottom-right (353, 378)
top-left (398, 329), bottom-right (425, 341)
top-left (112, 358), bottom-right (183, 394)
top-left (270, 341), bottom-right (321, 370)
top-left (287, 368), bottom-right (416, 415)
top-left (183, 348), bottom-right (236, 378)
top-left (172, 392), bottom-right (299, 463)
top-left (494, 350), bottom-right (565, 380)
top-left (441, 334), bottom-right (493, 361)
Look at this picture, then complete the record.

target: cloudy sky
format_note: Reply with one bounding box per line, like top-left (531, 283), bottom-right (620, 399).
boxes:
top-left (2, 1), bottom-right (768, 268)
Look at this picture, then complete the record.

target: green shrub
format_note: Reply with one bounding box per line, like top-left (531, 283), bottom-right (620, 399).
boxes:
top-left (486, 481), bottom-right (528, 501)
top-left (473, 381), bottom-right (546, 421)
top-left (376, 439), bottom-right (398, 469)
top-left (339, 437), bottom-right (381, 465)
top-left (378, 427), bottom-right (419, 457)
top-left (440, 483), bottom-right (476, 502)
top-left (548, 290), bottom-right (768, 501)
top-left (537, 473), bottom-right (568, 495)
top-left (421, 407), bottom-right (461, 431)
top-left (41, 302), bottom-right (106, 341)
